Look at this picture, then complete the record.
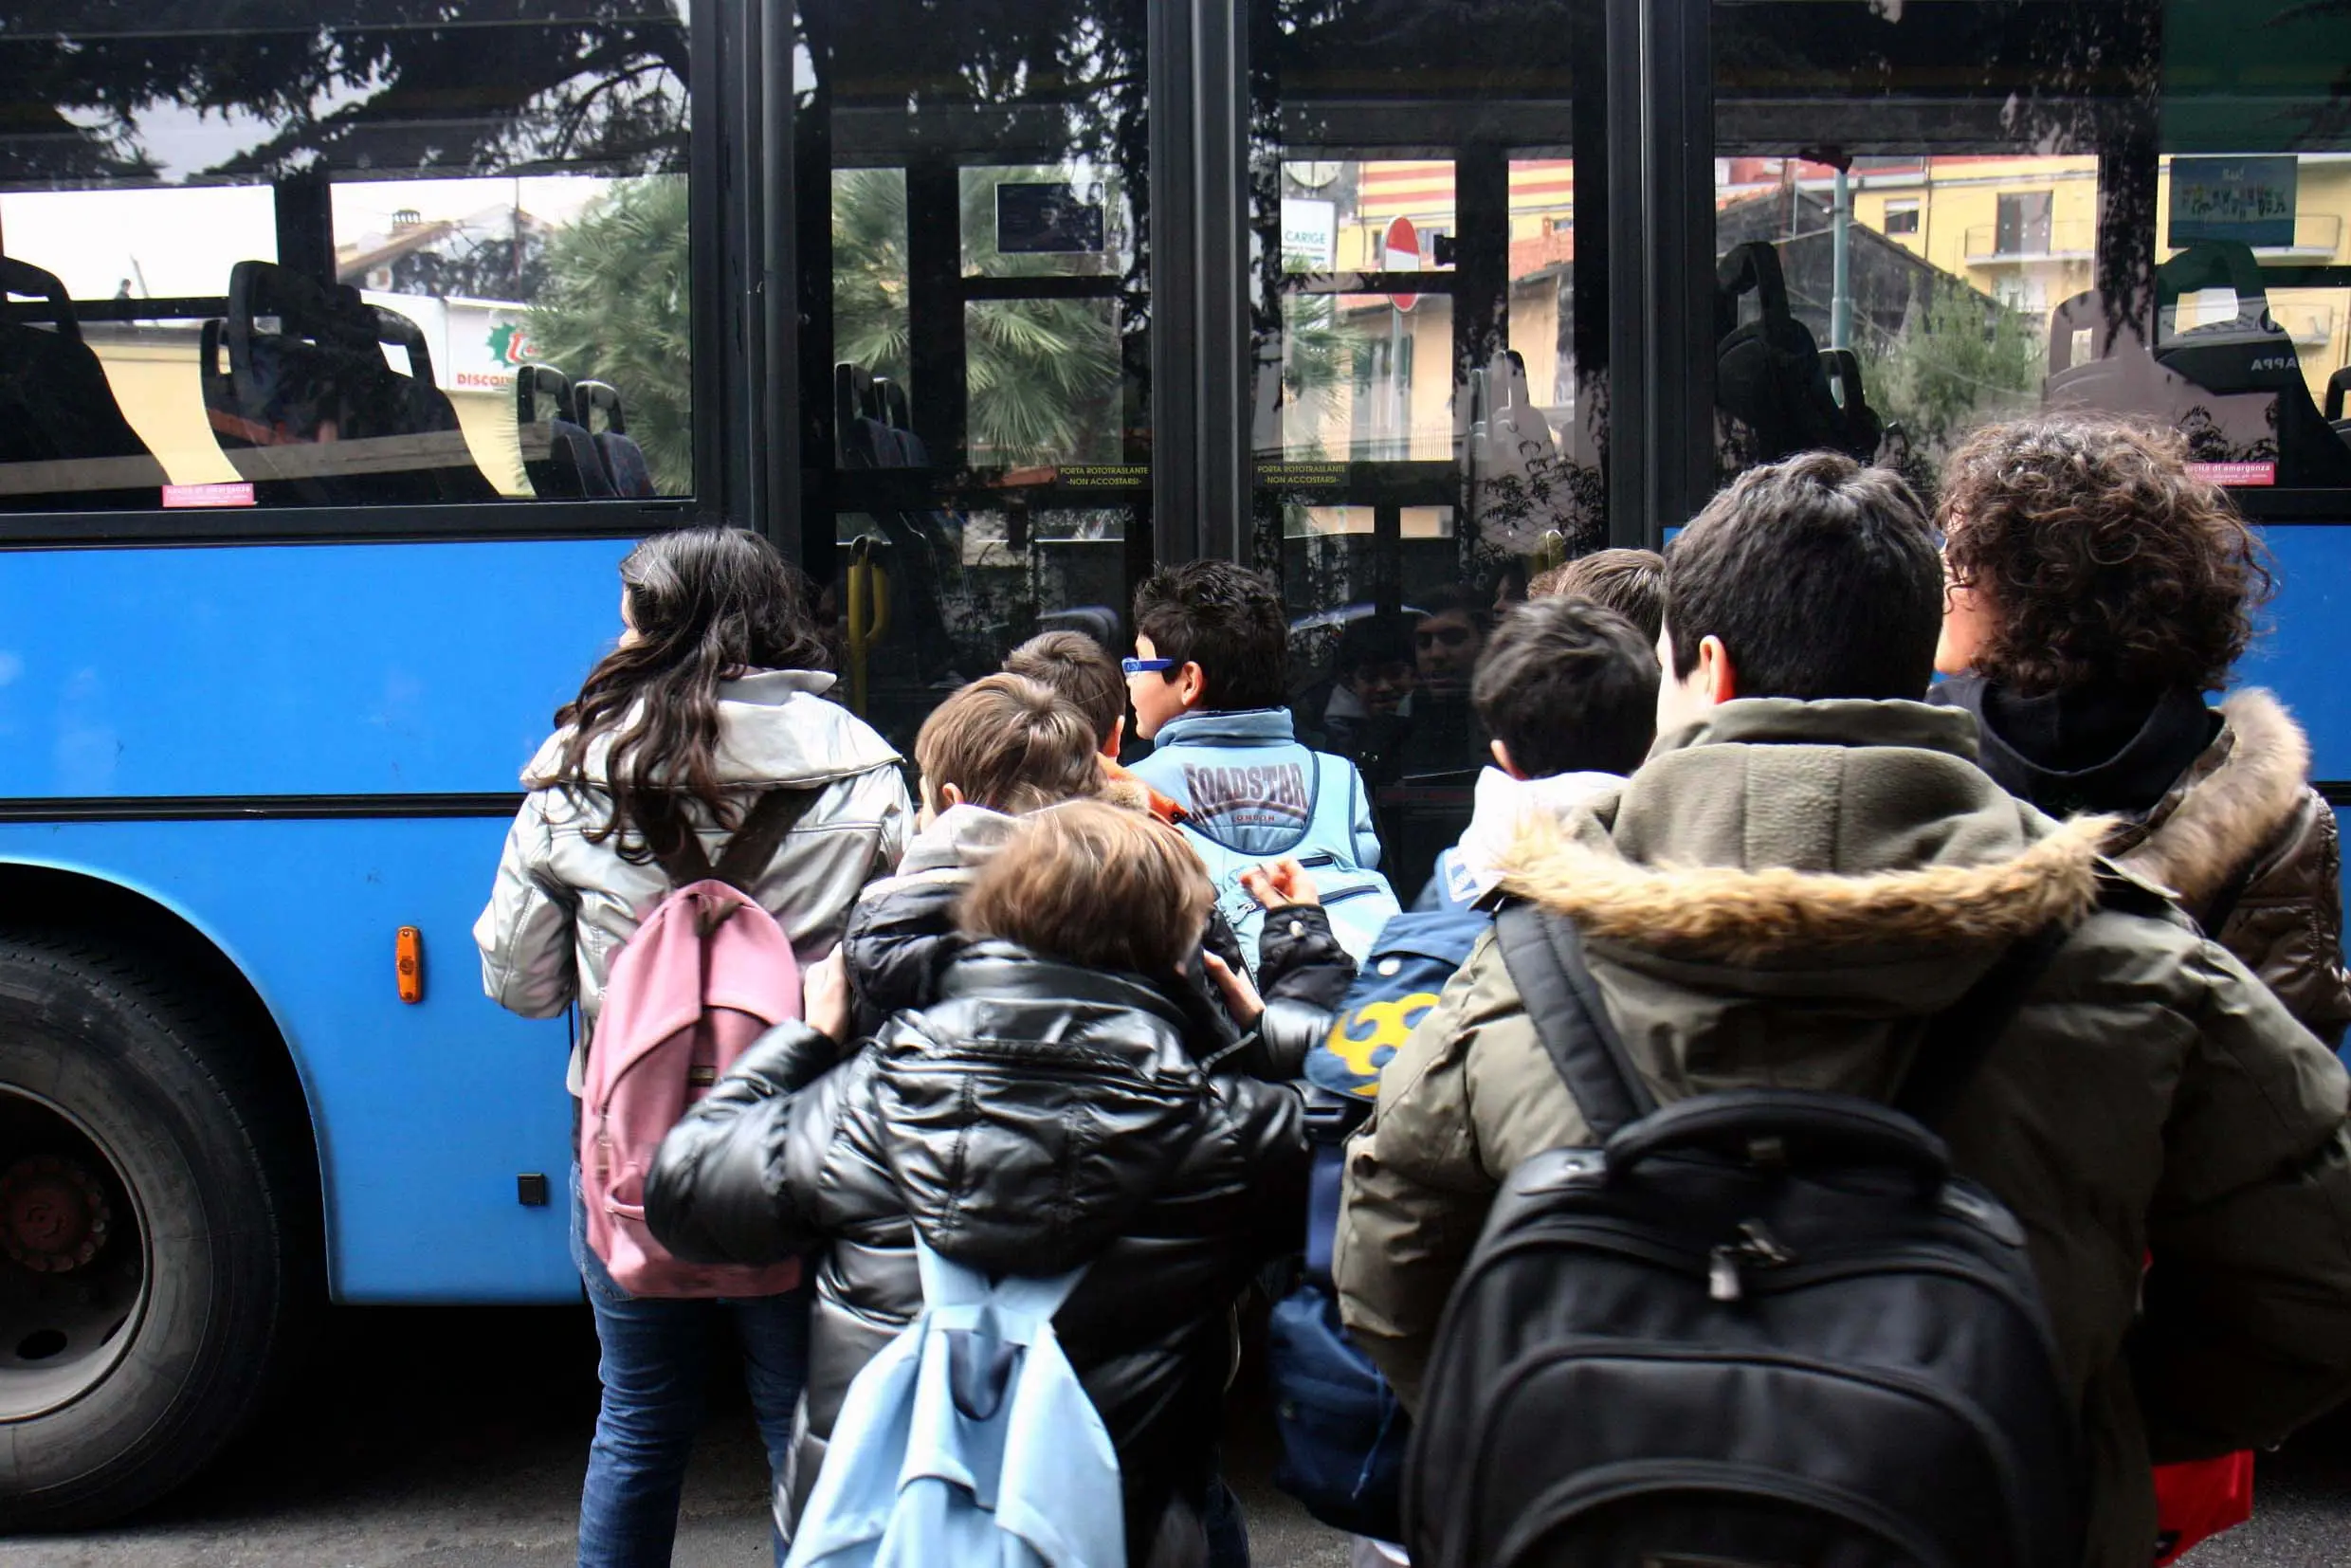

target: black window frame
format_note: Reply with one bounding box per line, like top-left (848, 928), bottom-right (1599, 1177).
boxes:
top-left (0, 0), bottom-right (741, 550)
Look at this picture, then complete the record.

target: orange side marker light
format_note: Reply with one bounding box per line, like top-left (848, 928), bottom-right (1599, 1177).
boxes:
top-left (395, 925), bottom-right (426, 1004)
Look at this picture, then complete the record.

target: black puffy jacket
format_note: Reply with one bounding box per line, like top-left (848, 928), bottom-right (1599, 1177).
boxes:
top-left (847, 843), bottom-right (1355, 1080)
top-left (646, 941), bottom-right (1311, 1566)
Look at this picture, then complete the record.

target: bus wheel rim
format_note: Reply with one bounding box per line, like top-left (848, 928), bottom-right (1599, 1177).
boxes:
top-left (0, 1085), bottom-right (152, 1422)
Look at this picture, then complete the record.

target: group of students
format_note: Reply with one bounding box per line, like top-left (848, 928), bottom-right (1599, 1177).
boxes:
top-left (475, 408), bottom-right (2351, 1568)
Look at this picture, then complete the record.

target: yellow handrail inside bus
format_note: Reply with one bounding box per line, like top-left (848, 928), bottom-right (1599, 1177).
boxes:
top-left (844, 536), bottom-right (890, 716)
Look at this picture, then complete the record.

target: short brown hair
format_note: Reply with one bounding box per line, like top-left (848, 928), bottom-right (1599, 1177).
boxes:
top-left (1529, 548), bottom-right (1667, 643)
top-left (1004, 630), bottom-right (1125, 749)
top-left (912, 674), bottom-right (1102, 814)
top-left (1938, 413), bottom-right (2271, 695)
top-left (957, 800), bottom-right (1212, 973)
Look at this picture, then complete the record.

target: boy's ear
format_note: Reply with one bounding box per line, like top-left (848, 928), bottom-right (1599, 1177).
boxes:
top-left (1103, 715), bottom-right (1125, 757)
top-left (939, 782), bottom-right (966, 810)
top-left (1489, 738), bottom-right (1530, 780)
top-left (1176, 661), bottom-right (1208, 709)
top-left (1698, 635), bottom-right (1739, 704)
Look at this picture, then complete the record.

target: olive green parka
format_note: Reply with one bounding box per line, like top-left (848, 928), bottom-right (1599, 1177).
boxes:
top-left (1333, 698), bottom-right (2351, 1568)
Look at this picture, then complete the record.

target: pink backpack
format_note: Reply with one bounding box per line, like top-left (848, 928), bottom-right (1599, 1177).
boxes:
top-left (581, 789), bottom-right (815, 1297)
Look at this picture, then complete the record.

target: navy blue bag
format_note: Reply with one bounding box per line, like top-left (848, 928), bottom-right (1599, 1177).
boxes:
top-left (1269, 1252), bottom-right (1411, 1541)
top-left (1270, 906), bottom-right (1486, 1540)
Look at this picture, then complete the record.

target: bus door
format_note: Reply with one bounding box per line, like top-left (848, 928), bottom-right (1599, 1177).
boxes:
top-left (1246, 0), bottom-right (1613, 900)
top-left (797, 0), bottom-right (1156, 754)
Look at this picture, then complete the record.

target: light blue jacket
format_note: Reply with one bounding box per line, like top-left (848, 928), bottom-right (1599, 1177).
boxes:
top-left (1126, 708), bottom-right (1382, 868)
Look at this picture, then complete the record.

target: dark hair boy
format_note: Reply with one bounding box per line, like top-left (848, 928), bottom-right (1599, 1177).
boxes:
top-left (1125, 561), bottom-right (1389, 894)
top-left (1418, 597), bottom-right (1659, 911)
top-left (1473, 599), bottom-right (1658, 780)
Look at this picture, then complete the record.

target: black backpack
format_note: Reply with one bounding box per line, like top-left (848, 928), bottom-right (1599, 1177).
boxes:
top-left (1715, 241), bottom-right (1878, 464)
top-left (1403, 903), bottom-right (2085, 1568)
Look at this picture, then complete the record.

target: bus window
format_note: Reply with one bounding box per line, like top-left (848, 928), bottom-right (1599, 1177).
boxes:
top-left (800, 0), bottom-right (1152, 754)
top-left (0, 2), bottom-right (693, 519)
top-left (1711, 0), bottom-right (2351, 507)
top-left (1249, 0), bottom-right (1608, 901)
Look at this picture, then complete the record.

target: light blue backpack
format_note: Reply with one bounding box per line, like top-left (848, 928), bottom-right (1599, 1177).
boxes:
top-left (1183, 755), bottom-right (1401, 978)
top-left (786, 1239), bottom-right (1126, 1568)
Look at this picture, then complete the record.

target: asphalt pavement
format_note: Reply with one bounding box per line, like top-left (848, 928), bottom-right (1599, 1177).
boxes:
top-left (5, 1304), bottom-right (2342, 1567)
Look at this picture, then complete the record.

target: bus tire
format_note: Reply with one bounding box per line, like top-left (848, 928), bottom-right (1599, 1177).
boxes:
top-left (0, 932), bottom-right (313, 1530)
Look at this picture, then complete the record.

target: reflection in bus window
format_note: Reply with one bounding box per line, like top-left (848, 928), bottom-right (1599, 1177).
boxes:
top-left (1712, 0), bottom-right (2351, 501)
top-left (799, 0), bottom-right (1152, 754)
top-left (964, 298), bottom-right (1124, 467)
top-left (1274, 294), bottom-right (1452, 463)
top-left (1252, 0), bottom-right (1607, 901)
top-left (832, 168), bottom-right (914, 466)
top-left (0, 2), bottom-right (693, 517)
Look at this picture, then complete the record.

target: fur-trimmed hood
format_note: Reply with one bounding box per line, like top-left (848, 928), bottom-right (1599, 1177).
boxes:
top-left (1496, 697), bottom-right (2114, 976)
top-left (1503, 811), bottom-right (2111, 969)
top-left (2112, 688), bottom-right (2312, 907)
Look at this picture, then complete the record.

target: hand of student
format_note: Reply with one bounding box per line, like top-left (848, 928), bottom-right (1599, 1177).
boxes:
top-left (1241, 857), bottom-right (1321, 910)
top-left (804, 945), bottom-right (853, 1043)
top-left (1202, 951), bottom-right (1265, 1026)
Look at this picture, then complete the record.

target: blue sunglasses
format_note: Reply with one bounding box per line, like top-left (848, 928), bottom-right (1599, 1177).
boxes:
top-left (1121, 657), bottom-right (1176, 675)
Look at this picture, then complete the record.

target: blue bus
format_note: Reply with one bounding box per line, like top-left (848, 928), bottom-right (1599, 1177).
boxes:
top-left (3, 0), bottom-right (2348, 1527)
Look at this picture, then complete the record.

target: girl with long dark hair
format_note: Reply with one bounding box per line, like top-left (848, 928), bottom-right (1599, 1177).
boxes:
top-left (475, 524), bottom-right (910, 1567)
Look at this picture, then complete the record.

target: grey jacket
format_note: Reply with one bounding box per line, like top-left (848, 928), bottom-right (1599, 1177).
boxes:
top-left (473, 669), bottom-right (912, 1089)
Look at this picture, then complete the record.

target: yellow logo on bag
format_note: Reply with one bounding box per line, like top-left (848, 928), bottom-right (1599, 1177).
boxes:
top-left (1323, 994), bottom-right (1443, 1096)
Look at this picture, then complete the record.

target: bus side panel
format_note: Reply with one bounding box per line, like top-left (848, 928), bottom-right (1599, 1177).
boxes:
top-left (2245, 525), bottom-right (2351, 775)
top-left (0, 816), bottom-right (580, 1303)
top-left (0, 538), bottom-right (631, 798)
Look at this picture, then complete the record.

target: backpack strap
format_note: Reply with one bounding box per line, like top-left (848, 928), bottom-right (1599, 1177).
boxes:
top-left (1893, 921), bottom-right (2071, 1130)
top-left (1493, 902), bottom-right (1657, 1140)
top-left (713, 787), bottom-right (824, 891)
top-left (650, 803), bottom-right (716, 889)
top-left (650, 787), bottom-right (822, 894)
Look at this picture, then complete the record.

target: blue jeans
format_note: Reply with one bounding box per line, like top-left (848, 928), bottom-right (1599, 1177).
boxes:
top-left (573, 1170), bottom-right (810, 1568)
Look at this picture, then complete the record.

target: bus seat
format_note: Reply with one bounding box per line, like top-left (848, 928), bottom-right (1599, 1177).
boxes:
top-left (514, 364), bottom-right (610, 499)
top-left (203, 260), bottom-right (499, 506)
top-left (2325, 367), bottom-right (2351, 442)
top-left (573, 379), bottom-right (655, 498)
top-left (2045, 285), bottom-right (2277, 460)
top-left (0, 257), bottom-right (166, 511)
top-left (1713, 242), bottom-right (1865, 463)
top-left (2156, 244), bottom-right (2351, 483)
top-left (372, 309), bottom-right (500, 502)
top-left (2047, 249), bottom-right (2351, 486)
top-left (1817, 348), bottom-right (1884, 459)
